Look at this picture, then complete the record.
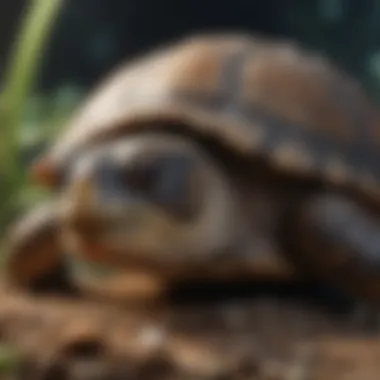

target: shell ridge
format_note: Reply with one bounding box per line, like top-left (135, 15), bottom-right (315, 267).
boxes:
top-left (173, 41), bottom-right (252, 111)
top-left (323, 71), bottom-right (375, 174)
top-left (219, 42), bottom-right (251, 113)
top-left (173, 88), bottom-right (380, 186)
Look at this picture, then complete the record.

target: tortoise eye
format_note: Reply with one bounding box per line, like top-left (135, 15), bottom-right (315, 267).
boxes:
top-left (122, 159), bottom-right (161, 194)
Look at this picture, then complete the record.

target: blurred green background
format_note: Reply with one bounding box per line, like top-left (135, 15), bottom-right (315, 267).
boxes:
top-left (1, 0), bottom-right (380, 236)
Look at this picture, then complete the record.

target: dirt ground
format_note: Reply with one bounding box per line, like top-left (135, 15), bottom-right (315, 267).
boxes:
top-left (0, 282), bottom-right (380, 380)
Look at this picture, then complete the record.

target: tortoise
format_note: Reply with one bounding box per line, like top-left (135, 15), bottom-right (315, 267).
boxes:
top-left (6, 32), bottom-right (380, 303)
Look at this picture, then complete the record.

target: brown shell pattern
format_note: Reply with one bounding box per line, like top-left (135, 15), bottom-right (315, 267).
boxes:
top-left (41, 33), bottom-right (380, 198)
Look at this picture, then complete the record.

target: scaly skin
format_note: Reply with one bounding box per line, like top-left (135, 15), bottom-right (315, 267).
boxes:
top-left (5, 200), bottom-right (73, 294)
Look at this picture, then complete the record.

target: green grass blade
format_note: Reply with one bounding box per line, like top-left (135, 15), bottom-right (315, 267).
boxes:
top-left (0, 0), bottom-right (64, 229)
top-left (1, 0), bottom-right (64, 175)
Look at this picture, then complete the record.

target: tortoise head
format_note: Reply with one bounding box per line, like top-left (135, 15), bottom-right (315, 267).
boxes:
top-left (53, 132), bottom-right (241, 282)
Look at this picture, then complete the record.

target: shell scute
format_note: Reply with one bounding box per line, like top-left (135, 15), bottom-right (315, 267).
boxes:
top-left (38, 33), bottom-right (380, 198)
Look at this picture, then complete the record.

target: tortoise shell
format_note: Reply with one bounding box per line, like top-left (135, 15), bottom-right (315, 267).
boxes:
top-left (33, 33), bottom-right (380, 203)
top-left (14, 32), bottom-right (380, 303)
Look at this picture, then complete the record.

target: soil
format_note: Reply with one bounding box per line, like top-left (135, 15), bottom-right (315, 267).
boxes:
top-left (0, 280), bottom-right (379, 380)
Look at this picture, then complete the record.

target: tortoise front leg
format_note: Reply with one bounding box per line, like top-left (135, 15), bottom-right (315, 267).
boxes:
top-left (280, 194), bottom-right (380, 304)
top-left (5, 200), bottom-right (76, 295)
